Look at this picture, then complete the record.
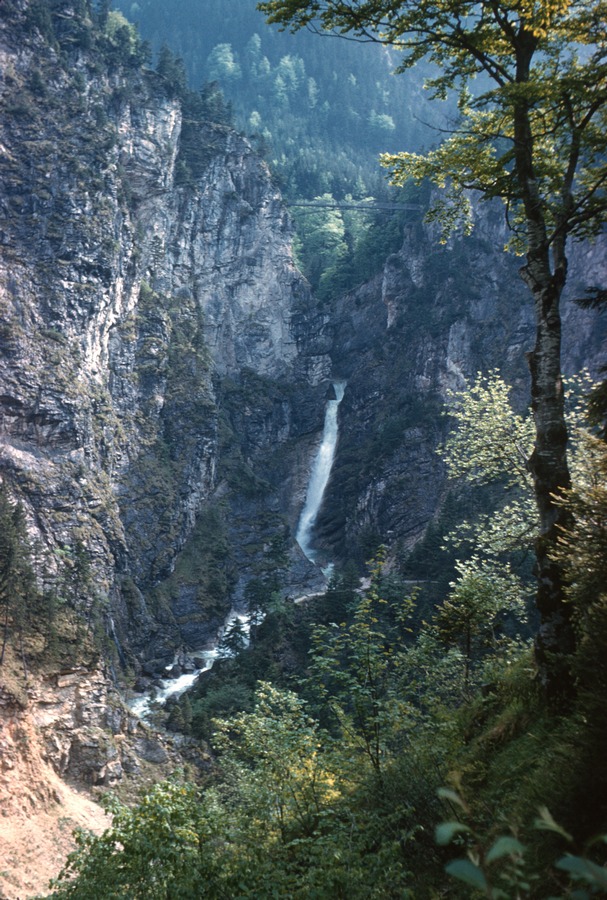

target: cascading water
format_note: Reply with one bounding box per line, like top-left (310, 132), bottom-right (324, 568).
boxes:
top-left (129, 610), bottom-right (251, 720)
top-left (130, 382), bottom-right (346, 718)
top-left (296, 381), bottom-right (346, 565)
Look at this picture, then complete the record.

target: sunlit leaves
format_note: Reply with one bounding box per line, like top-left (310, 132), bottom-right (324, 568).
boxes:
top-left (213, 681), bottom-right (340, 831)
top-left (438, 370), bottom-right (599, 559)
top-left (47, 780), bottom-right (219, 898)
top-left (435, 557), bottom-right (530, 683)
top-left (440, 371), bottom-right (534, 489)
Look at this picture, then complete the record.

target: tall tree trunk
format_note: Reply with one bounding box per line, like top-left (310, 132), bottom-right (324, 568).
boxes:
top-left (511, 41), bottom-right (576, 697)
top-left (521, 249), bottom-right (575, 699)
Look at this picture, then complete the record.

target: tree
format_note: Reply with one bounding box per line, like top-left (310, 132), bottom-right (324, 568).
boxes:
top-left (217, 618), bottom-right (248, 658)
top-left (212, 682), bottom-right (338, 843)
top-left (291, 193), bottom-right (349, 293)
top-left (439, 371), bottom-right (537, 558)
top-left (205, 43), bottom-right (242, 83)
top-left (258, 0), bottom-right (607, 697)
top-left (47, 780), bottom-right (219, 898)
top-left (307, 550), bottom-right (414, 778)
top-left (435, 557), bottom-right (529, 687)
top-left (155, 44), bottom-right (187, 97)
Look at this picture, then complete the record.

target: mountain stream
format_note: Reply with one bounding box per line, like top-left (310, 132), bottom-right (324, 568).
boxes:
top-left (128, 611), bottom-right (250, 719)
top-left (130, 382), bottom-right (345, 719)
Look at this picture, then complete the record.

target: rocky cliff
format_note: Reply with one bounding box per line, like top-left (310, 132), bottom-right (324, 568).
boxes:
top-left (0, 0), bottom-right (326, 675)
top-left (314, 207), bottom-right (607, 570)
top-left (1, 0), bottom-right (605, 672)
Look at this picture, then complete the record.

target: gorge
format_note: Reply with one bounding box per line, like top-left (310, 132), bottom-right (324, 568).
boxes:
top-left (0, 0), bottom-right (603, 678)
top-left (0, 0), bottom-right (606, 895)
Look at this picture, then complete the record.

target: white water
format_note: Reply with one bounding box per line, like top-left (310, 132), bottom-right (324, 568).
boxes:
top-left (296, 381), bottom-right (346, 564)
top-left (129, 611), bottom-right (251, 720)
top-left (130, 382), bottom-right (346, 718)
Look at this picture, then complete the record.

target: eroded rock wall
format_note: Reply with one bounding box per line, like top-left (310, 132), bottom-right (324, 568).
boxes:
top-left (0, 0), bottom-right (325, 666)
top-left (318, 207), bottom-right (607, 568)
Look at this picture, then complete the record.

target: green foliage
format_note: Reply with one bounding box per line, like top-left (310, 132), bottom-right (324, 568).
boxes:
top-left (44, 522), bottom-right (607, 899)
top-left (438, 372), bottom-right (538, 562)
top-left (440, 372), bottom-right (534, 490)
top-left (259, 0), bottom-right (607, 702)
top-left (291, 188), bottom-right (418, 300)
top-left (438, 371), bottom-right (600, 570)
top-left (555, 428), bottom-right (607, 600)
top-left (435, 557), bottom-right (529, 686)
top-left (205, 43), bottom-right (242, 83)
top-left (307, 549), bottom-right (415, 776)
top-left (291, 193), bottom-right (349, 292)
top-left (155, 44), bottom-right (187, 97)
top-left (47, 779), bottom-right (220, 899)
top-left (207, 680), bottom-right (420, 897)
top-left (437, 790), bottom-right (607, 899)
top-left (258, 0), bottom-right (606, 250)
top-left (212, 682), bottom-right (336, 840)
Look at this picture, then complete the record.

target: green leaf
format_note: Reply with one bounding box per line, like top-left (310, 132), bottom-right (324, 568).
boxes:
top-left (556, 855), bottom-right (607, 888)
top-left (534, 806), bottom-right (573, 842)
top-left (587, 833), bottom-right (607, 849)
top-left (437, 787), bottom-right (467, 810)
top-left (486, 836), bottom-right (525, 863)
top-left (435, 821), bottom-right (472, 846)
top-left (445, 858), bottom-right (488, 890)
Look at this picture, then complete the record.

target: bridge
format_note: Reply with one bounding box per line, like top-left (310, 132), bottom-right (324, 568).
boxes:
top-left (288, 201), bottom-right (422, 212)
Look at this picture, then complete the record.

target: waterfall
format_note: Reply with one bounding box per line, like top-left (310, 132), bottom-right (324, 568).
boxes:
top-left (296, 381), bottom-right (346, 564)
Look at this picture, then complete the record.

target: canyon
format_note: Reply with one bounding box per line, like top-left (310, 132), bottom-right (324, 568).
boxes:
top-left (0, 1), bottom-right (606, 894)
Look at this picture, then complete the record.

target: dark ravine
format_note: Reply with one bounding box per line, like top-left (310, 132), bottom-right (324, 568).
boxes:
top-left (316, 212), bottom-right (607, 569)
top-left (3, 8), bottom-right (607, 896)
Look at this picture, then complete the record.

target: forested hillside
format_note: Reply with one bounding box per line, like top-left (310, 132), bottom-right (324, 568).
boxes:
top-left (118, 0), bottom-right (440, 198)
top-left (116, 0), bottom-right (450, 297)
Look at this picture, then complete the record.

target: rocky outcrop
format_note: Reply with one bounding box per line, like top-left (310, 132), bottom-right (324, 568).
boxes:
top-left (0, 0), bottom-right (604, 668)
top-left (0, 662), bottom-right (191, 801)
top-left (0, 655), bottom-right (201, 898)
top-left (0, 0), bottom-right (326, 667)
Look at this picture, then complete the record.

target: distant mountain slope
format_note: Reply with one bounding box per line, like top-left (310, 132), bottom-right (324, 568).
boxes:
top-left (118, 0), bottom-right (448, 201)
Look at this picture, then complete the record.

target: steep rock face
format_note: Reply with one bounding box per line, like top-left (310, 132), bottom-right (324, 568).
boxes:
top-left (0, 656), bottom-right (200, 899)
top-left (316, 208), bottom-right (607, 568)
top-left (0, 1), bottom-right (326, 666)
top-left (2, 1), bottom-right (603, 668)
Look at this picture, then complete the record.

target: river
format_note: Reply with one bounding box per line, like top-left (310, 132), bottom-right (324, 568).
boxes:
top-left (128, 610), bottom-right (250, 719)
top-left (130, 381), bottom-right (346, 719)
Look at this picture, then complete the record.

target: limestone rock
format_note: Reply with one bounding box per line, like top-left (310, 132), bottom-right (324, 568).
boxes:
top-left (0, 0), bottom-right (326, 669)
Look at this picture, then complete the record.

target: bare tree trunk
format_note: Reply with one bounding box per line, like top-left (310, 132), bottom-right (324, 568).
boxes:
top-left (510, 45), bottom-right (576, 697)
top-left (522, 249), bottom-right (575, 699)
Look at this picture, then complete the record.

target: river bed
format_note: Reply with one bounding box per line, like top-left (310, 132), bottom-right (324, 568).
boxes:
top-left (128, 611), bottom-right (250, 720)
